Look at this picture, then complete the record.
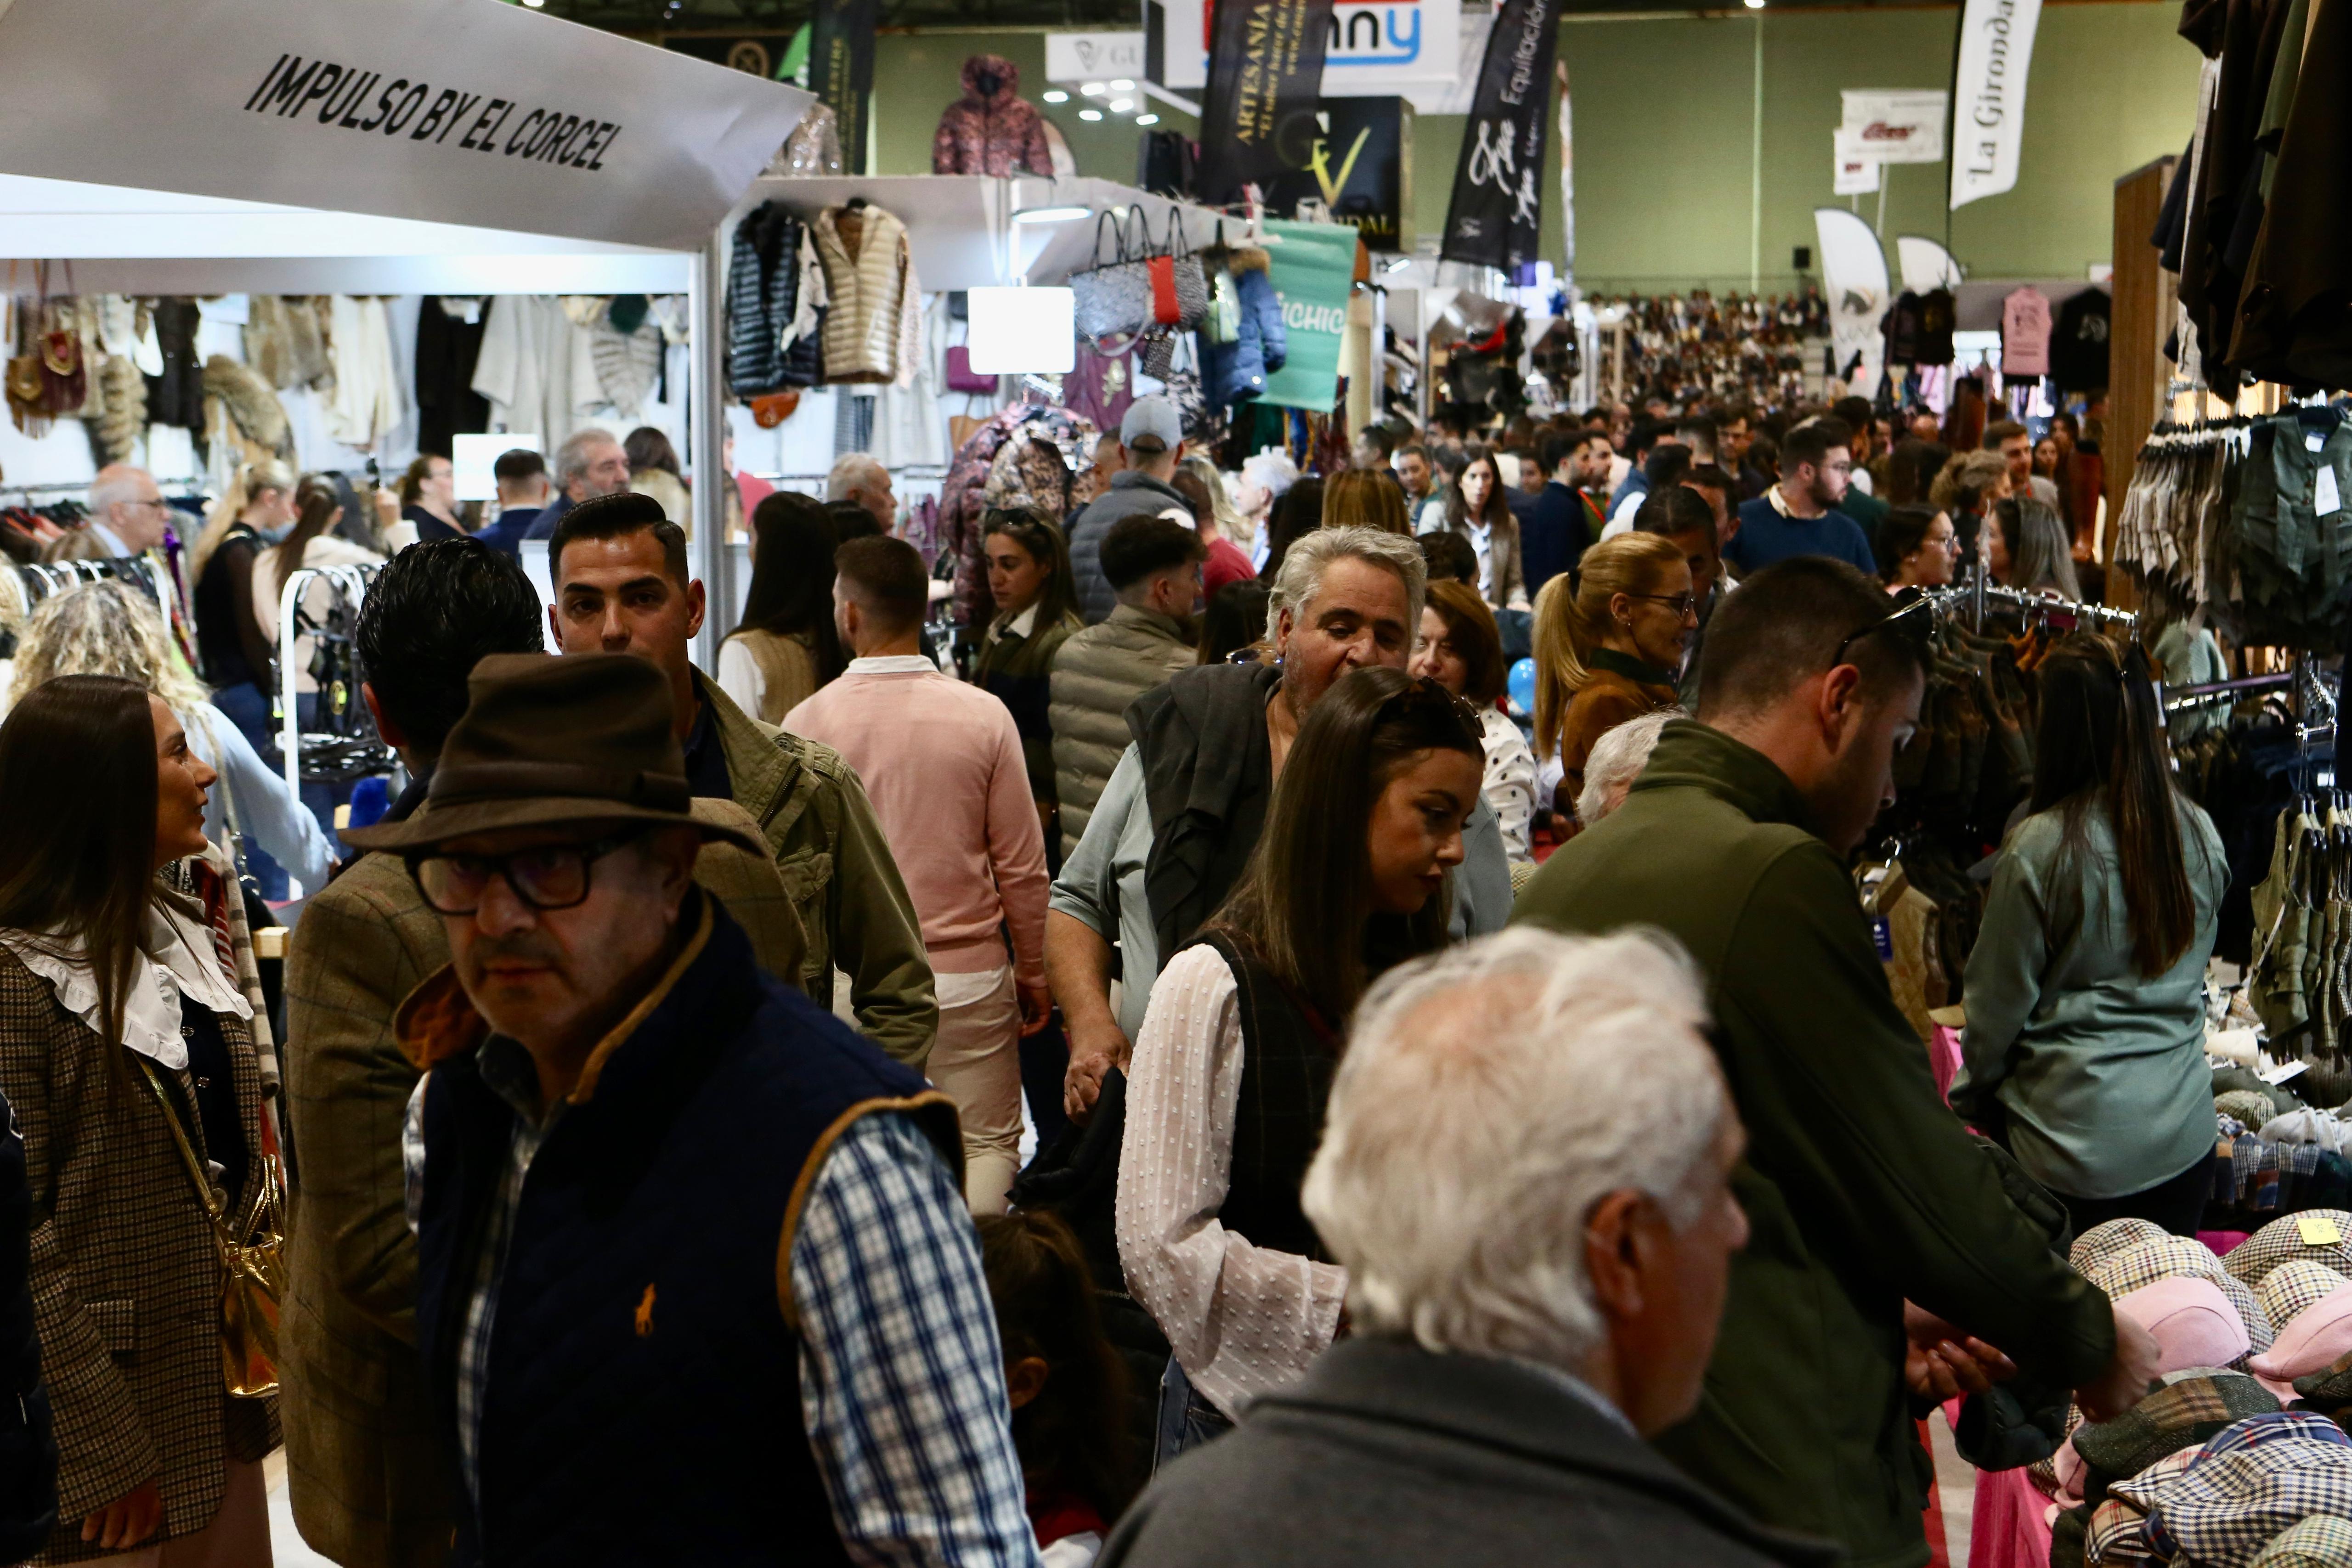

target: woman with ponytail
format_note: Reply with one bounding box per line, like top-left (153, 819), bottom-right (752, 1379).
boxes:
top-left (189, 461), bottom-right (298, 887)
top-left (1951, 633), bottom-right (2227, 1237)
top-left (1529, 531), bottom-right (1690, 823)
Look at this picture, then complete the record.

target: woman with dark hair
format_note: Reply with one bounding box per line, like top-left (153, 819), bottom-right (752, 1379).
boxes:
top-left (1885, 438), bottom-right (1951, 507)
top-left (1951, 634), bottom-right (2227, 1237)
top-left (976, 1209), bottom-right (1136, 1560)
top-left (975, 508), bottom-right (1084, 822)
top-left (717, 493), bottom-right (844, 724)
top-left (623, 426), bottom-right (691, 531)
top-left (395, 453), bottom-right (463, 541)
top-left (1877, 506), bottom-right (1960, 591)
top-left (1195, 581), bottom-right (1271, 667)
top-left (1321, 469), bottom-right (1408, 535)
top-left (1411, 580), bottom-right (1536, 863)
top-left (1438, 450), bottom-right (1526, 612)
top-left (1119, 667), bottom-right (1482, 1455)
top-left (1985, 496), bottom-right (2082, 598)
top-left (0, 675), bottom-right (276, 1560)
top-left (251, 476), bottom-right (381, 848)
top-left (1254, 478), bottom-right (1323, 584)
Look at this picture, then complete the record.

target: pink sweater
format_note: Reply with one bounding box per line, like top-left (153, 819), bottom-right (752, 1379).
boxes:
top-left (784, 661), bottom-right (1049, 984)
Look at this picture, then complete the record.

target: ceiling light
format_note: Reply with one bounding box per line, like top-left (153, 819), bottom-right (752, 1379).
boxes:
top-left (1136, 113), bottom-right (1159, 126)
top-left (1744, 0), bottom-right (1765, 9)
top-left (1108, 97), bottom-right (1134, 112)
top-left (521, 0), bottom-right (544, 7)
top-left (1109, 79), bottom-right (1136, 90)
top-left (1080, 82), bottom-right (1107, 96)
top-left (1383, 256), bottom-right (1409, 274)
top-left (1079, 108), bottom-right (1103, 121)
top-left (1012, 204), bottom-right (1093, 224)
top-left (1042, 89), bottom-right (1069, 103)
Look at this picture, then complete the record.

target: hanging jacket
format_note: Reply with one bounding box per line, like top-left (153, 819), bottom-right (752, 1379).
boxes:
top-left (726, 203), bottom-right (821, 396)
top-left (814, 205), bottom-right (911, 385)
top-left (930, 55), bottom-right (1054, 177)
top-left (1199, 249), bottom-right (1288, 410)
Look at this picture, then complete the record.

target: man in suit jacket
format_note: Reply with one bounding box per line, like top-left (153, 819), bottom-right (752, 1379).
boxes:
top-left (1102, 927), bottom-right (1833, 1568)
top-left (280, 539), bottom-right (807, 1568)
top-left (1518, 429), bottom-right (1610, 599)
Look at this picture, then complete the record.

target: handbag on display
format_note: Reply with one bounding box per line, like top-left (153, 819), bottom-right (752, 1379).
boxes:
top-left (1159, 209), bottom-right (1210, 333)
top-left (1070, 208), bottom-right (1159, 344)
top-left (944, 345), bottom-right (998, 394)
top-left (749, 391), bottom-right (801, 429)
top-left (139, 1056), bottom-right (286, 1399)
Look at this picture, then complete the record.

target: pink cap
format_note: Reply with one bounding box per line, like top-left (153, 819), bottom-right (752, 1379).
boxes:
top-left (2249, 1280), bottom-right (2352, 1398)
top-left (2115, 1276), bottom-right (2253, 1376)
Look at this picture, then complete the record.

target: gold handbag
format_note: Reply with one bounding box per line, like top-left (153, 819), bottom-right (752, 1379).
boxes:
top-left (138, 1058), bottom-right (285, 1399)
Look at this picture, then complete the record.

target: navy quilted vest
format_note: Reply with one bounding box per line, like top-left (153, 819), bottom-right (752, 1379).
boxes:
top-left (413, 897), bottom-right (954, 1567)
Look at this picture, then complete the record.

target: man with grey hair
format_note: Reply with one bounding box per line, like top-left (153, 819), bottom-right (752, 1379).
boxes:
top-left (46, 464), bottom-right (172, 561)
top-left (1101, 928), bottom-right (1829, 1568)
top-left (1048, 525), bottom-right (1514, 1126)
top-left (522, 427), bottom-right (630, 541)
top-left (1577, 709), bottom-right (1677, 827)
top-left (826, 452), bottom-right (896, 535)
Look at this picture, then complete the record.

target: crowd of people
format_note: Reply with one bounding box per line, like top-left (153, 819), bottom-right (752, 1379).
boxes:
top-left (0, 369), bottom-right (2254, 1568)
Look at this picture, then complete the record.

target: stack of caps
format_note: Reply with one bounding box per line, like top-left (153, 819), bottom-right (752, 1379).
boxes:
top-left (2229, 1213), bottom-right (2352, 1399)
top-left (2076, 1219), bottom-right (2277, 1357)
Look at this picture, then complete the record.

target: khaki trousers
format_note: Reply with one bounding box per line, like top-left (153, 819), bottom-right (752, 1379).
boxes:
top-left (926, 967), bottom-right (1024, 1216)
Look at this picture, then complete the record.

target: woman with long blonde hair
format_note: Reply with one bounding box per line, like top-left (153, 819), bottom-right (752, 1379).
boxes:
top-left (1321, 468), bottom-right (1409, 535)
top-left (1531, 531), bottom-right (1691, 823)
top-left (12, 582), bottom-right (332, 893)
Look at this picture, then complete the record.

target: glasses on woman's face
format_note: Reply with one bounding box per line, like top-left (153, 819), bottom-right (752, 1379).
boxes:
top-left (1628, 591), bottom-right (1699, 622)
top-left (407, 829), bottom-right (647, 916)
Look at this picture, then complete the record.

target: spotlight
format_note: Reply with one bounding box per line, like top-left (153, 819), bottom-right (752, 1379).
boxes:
top-left (1012, 204), bottom-right (1093, 224)
top-left (1109, 79), bottom-right (1135, 90)
top-left (1081, 82), bottom-right (1107, 96)
top-left (1108, 97), bottom-right (1134, 112)
top-left (1383, 256), bottom-right (1409, 274)
top-left (1079, 108), bottom-right (1103, 121)
top-left (1042, 89), bottom-right (1069, 102)
top-left (1136, 113), bottom-right (1159, 125)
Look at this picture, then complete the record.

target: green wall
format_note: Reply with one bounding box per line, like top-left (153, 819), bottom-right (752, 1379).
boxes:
top-left (871, 4), bottom-right (2199, 291)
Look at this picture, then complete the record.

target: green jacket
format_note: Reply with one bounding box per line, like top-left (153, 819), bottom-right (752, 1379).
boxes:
top-left (1513, 719), bottom-right (2114, 1568)
top-left (1952, 796), bottom-right (2226, 1201)
top-left (701, 670), bottom-right (938, 1067)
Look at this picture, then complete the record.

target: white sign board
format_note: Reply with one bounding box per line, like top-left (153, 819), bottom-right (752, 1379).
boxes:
top-left (1152, 0), bottom-right (1462, 93)
top-left (453, 432), bottom-right (535, 502)
top-left (0, 0), bottom-right (812, 252)
top-left (1046, 32), bottom-right (1147, 84)
top-left (1837, 90), bottom-right (1947, 165)
top-left (967, 288), bottom-right (1076, 375)
top-left (1833, 138), bottom-right (1881, 196)
top-left (1950, 0), bottom-right (2043, 208)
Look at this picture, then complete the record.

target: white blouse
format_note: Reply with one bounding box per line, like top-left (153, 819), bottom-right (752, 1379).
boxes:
top-left (1115, 942), bottom-right (1348, 1422)
top-left (1479, 707), bottom-right (1538, 864)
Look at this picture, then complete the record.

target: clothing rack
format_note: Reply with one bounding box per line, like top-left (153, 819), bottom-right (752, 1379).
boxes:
top-left (1929, 576), bottom-right (2139, 634)
top-left (10, 553), bottom-right (171, 606)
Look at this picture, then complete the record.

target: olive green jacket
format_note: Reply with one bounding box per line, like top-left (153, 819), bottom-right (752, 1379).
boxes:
top-left (1513, 719), bottom-right (2115, 1568)
top-left (699, 669), bottom-right (938, 1067)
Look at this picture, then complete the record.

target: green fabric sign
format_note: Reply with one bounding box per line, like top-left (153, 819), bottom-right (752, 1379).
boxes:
top-left (1255, 219), bottom-right (1358, 412)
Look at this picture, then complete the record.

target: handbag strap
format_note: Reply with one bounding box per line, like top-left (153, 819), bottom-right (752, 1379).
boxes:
top-left (1089, 209), bottom-right (1130, 269)
top-left (136, 1054), bottom-right (281, 1245)
top-left (1163, 207), bottom-right (1195, 261)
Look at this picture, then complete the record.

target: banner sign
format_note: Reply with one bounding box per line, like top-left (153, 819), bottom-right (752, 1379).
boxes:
top-left (1439, 0), bottom-right (1557, 271)
top-left (1261, 97), bottom-right (1413, 250)
top-left (1836, 90), bottom-right (1947, 165)
top-left (1196, 0), bottom-right (1335, 205)
top-left (1814, 207), bottom-right (1890, 396)
top-left (1556, 58), bottom-right (1574, 288)
top-left (0, 0), bottom-right (809, 253)
top-left (1895, 234), bottom-right (1963, 291)
top-left (1153, 0), bottom-right (1459, 93)
top-left (1833, 137), bottom-right (1881, 196)
top-left (1256, 218), bottom-right (1360, 411)
top-left (809, 0), bottom-right (879, 178)
top-left (1948, 0), bottom-right (2042, 208)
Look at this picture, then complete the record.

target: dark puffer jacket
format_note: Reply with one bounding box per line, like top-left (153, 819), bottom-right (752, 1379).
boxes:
top-left (932, 55), bottom-right (1054, 177)
top-left (1200, 248), bottom-right (1289, 410)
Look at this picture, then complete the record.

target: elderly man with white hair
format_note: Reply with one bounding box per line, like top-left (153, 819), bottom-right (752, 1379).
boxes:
top-left (1100, 928), bottom-right (1832, 1568)
top-left (522, 427), bottom-right (631, 541)
top-left (1047, 525), bottom-right (1515, 1127)
top-left (44, 464), bottom-right (173, 561)
top-left (827, 451), bottom-right (897, 535)
top-left (1577, 708), bottom-right (1678, 827)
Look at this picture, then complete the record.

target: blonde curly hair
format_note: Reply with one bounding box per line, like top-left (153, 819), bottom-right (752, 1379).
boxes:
top-left (11, 581), bottom-right (208, 713)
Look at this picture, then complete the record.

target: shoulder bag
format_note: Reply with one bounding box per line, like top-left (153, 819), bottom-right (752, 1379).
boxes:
top-left (137, 1057), bottom-right (284, 1399)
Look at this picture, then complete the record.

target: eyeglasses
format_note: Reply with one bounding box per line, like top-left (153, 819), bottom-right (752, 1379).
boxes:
top-left (1628, 591), bottom-right (1699, 619)
top-left (406, 829), bottom-right (649, 916)
top-left (1830, 588), bottom-right (1937, 672)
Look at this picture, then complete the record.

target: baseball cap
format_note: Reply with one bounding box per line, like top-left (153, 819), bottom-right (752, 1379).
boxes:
top-left (1121, 395), bottom-right (1182, 454)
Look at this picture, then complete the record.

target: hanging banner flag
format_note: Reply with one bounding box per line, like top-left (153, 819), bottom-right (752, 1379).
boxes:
top-left (1833, 137), bottom-right (1881, 196)
top-left (1152, 0), bottom-right (1459, 94)
top-left (1895, 234), bottom-right (1963, 291)
top-left (809, 0), bottom-right (879, 176)
top-left (1256, 218), bottom-right (1361, 411)
top-left (1439, 0), bottom-right (1557, 270)
top-left (0, 0), bottom-right (810, 252)
top-left (1836, 89), bottom-right (1947, 164)
top-left (1260, 96), bottom-right (1414, 250)
top-left (1815, 207), bottom-right (1891, 396)
top-left (1196, 0), bottom-right (1337, 205)
top-left (1556, 57), bottom-right (1575, 289)
top-left (1948, 0), bottom-right (2042, 208)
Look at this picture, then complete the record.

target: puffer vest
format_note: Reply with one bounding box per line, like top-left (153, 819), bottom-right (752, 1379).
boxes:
top-left (411, 897), bottom-right (959, 1567)
top-left (814, 205), bottom-right (909, 384)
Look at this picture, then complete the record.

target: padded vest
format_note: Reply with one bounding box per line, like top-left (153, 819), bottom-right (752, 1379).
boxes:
top-left (413, 898), bottom-right (957, 1567)
top-left (1193, 930), bottom-right (1336, 1262)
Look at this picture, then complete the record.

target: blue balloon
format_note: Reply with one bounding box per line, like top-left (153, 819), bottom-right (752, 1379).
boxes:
top-left (1506, 657), bottom-right (1537, 718)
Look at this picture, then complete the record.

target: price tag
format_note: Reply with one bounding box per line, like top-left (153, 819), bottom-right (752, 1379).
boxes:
top-left (2308, 429), bottom-right (2327, 453)
top-left (1871, 916), bottom-right (1894, 961)
top-left (2300, 1213), bottom-right (2344, 1247)
top-left (2317, 466), bottom-right (2341, 518)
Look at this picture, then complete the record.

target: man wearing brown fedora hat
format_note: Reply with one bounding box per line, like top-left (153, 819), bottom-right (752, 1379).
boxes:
top-left (354, 652), bottom-right (1040, 1568)
top-left (547, 491), bottom-right (937, 1066)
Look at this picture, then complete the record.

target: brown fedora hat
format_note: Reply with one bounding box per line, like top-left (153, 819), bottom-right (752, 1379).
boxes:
top-left (342, 652), bottom-right (763, 856)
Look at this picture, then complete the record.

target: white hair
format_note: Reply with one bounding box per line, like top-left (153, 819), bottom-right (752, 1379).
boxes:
top-left (1302, 926), bottom-right (1730, 1371)
top-left (1239, 451), bottom-right (1298, 500)
top-left (88, 465), bottom-right (150, 516)
top-left (1268, 525), bottom-right (1428, 643)
top-left (1576, 710), bottom-right (1679, 827)
top-left (826, 452), bottom-right (888, 502)
top-left (554, 427), bottom-right (618, 487)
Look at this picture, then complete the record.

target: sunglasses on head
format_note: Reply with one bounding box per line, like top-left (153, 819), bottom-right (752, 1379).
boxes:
top-left (1830, 587), bottom-right (1937, 672)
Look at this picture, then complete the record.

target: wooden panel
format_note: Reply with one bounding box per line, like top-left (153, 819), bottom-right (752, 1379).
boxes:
top-left (2103, 155), bottom-right (2176, 609)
